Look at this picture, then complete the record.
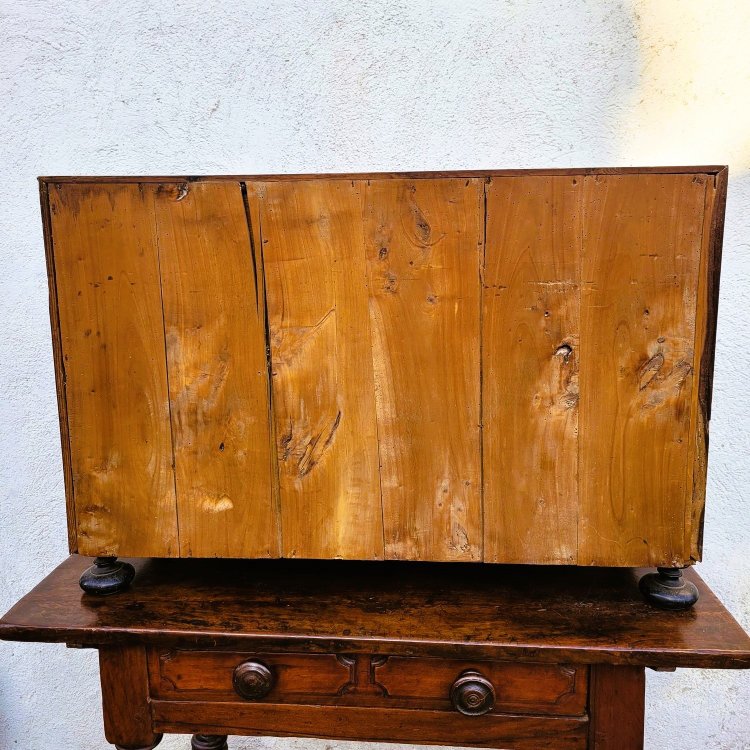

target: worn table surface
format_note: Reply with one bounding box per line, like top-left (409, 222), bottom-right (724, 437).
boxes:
top-left (1, 556), bottom-right (748, 670)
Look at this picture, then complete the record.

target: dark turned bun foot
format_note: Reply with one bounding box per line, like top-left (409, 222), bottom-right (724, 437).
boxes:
top-left (79, 557), bottom-right (135, 596)
top-left (191, 736), bottom-right (229, 750)
top-left (639, 567), bottom-right (699, 610)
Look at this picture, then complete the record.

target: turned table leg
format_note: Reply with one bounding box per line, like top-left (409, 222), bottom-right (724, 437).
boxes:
top-left (99, 646), bottom-right (162, 750)
top-left (191, 735), bottom-right (229, 750)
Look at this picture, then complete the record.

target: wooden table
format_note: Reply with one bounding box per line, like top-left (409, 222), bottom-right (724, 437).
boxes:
top-left (2, 556), bottom-right (748, 750)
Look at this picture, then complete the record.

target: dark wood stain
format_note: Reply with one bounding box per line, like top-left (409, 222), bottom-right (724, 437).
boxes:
top-left (1, 555), bottom-right (748, 669)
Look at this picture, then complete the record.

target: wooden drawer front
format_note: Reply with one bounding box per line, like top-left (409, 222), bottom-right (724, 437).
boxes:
top-left (375, 657), bottom-right (587, 716)
top-left (150, 650), bottom-right (587, 717)
top-left (151, 650), bottom-right (349, 703)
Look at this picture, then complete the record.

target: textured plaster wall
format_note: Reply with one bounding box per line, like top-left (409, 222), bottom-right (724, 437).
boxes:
top-left (1, 1), bottom-right (748, 748)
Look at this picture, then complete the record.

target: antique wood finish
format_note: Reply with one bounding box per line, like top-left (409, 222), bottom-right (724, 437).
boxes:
top-left (99, 645), bottom-right (162, 749)
top-left (49, 183), bottom-right (179, 557)
top-left (148, 649), bottom-right (587, 715)
top-left (3, 556), bottom-right (749, 670)
top-left (483, 175), bottom-right (582, 564)
top-left (688, 167), bottom-right (728, 559)
top-left (151, 702), bottom-right (588, 749)
top-left (2, 556), bottom-right (748, 749)
top-left (588, 665), bottom-right (645, 750)
top-left (253, 179), bottom-right (383, 559)
top-left (39, 181), bottom-right (77, 550)
top-left (155, 180), bottom-right (277, 558)
top-left (41, 168), bottom-right (726, 566)
top-left (578, 173), bottom-right (706, 567)
top-left (364, 177), bottom-right (483, 561)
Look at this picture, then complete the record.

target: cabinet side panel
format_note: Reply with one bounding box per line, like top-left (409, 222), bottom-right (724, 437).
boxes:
top-left (49, 183), bottom-right (179, 557)
top-left (688, 168), bottom-right (727, 561)
top-left (257, 179), bottom-right (384, 559)
top-left (364, 178), bottom-right (483, 561)
top-left (40, 181), bottom-right (77, 551)
top-left (483, 176), bottom-right (581, 564)
top-left (578, 173), bottom-right (706, 566)
top-left (155, 181), bottom-right (278, 558)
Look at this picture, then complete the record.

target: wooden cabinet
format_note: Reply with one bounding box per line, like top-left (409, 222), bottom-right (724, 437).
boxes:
top-left (41, 167), bottom-right (727, 566)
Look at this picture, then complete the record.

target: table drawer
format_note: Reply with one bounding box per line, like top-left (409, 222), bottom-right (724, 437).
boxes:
top-left (149, 649), bottom-right (588, 717)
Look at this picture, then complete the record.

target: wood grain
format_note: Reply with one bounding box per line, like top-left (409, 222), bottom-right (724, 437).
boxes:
top-left (483, 176), bottom-right (582, 564)
top-left (4, 556), bottom-right (749, 669)
top-left (49, 183), bottom-right (178, 557)
top-left (155, 181), bottom-right (278, 558)
top-left (688, 167), bottom-right (728, 560)
top-left (99, 645), bottom-right (161, 749)
top-left (150, 650), bottom-right (349, 702)
top-left (372, 657), bottom-right (587, 715)
top-left (41, 170), bottom-right (726, 564)
top-left (578, 174), bottom-right (707, 567)
top-left (364, 178), bottom-right (483, 561)
top-left (39, 166), bottom-right (726, 185)
top-left (151, 701), bottom-right (589, 749)
top-left (40, 182), bottom-right (77, 551)
top-left (254, 180), bottom-right (383, 559)
top-left (588, 665), bottom-right (645, 750)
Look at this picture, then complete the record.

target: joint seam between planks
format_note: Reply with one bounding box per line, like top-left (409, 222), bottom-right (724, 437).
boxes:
top-left (241, 182), bottom-right (283, 556)
top-left (152, 185), bottom-right (182, 557)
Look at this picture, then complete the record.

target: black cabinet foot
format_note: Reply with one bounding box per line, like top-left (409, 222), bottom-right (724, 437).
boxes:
top-left (191, 736), bottom-right (228, 750)
top-left (79, 557), bottom-right (135, 596)
top-left (639, 567), bottom-right (699, 610)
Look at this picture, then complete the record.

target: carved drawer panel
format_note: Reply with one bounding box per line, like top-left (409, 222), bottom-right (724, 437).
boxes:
top-left (148, 649), bottom-right (587, 717)
top-left (150, 650), bottom-right (350, 703)
top-left (373, 656), bottom-right (587, 715)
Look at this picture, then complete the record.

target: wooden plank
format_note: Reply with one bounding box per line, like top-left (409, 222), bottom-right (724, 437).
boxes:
top-left (588, 665), bottom-right (645, 750)
top-left (49, 183), bottom-right (178, 557)
top-left (154, 181), bottom-right (278, 558)
top-left (152, 701), bottom-right (589, 749)
top-left (254, 179), bottom-right (383, 559)
top-left (578, 173), bottom-right (707, 566)
top-left (39, 182), bottom-right (77, 551)
top-left (483, 176), bottom-right (582, 564)
top-left (4, 556), bottom-right (750, 669)
top-left (687, 167), bottom-right (728, 560)
top-left (39, 166), bottom-right (727, 185)
top-left (364, 178), bottom-right (483, 561)
top-left (99, 646), bottom-right (161, 749)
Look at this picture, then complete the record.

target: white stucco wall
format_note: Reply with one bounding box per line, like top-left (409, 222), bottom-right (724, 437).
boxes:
top-left (1, 1), bottom-right (748, 748)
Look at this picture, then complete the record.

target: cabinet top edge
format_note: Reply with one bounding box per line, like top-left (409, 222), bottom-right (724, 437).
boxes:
top-left (38, 166), bottom-right (728, 184)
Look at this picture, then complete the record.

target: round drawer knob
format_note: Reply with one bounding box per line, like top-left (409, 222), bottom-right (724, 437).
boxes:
top-left (450, 670), bottom-right (495, 716)
top-left (233, 660), bottom-right (274, 700)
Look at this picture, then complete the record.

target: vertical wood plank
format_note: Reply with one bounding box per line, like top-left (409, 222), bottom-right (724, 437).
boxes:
top-left (255, 179), bottom-right (384, 559)
top-left (100, 646), bottom-right (161, 748)
top-left (50, 183), bottom-right (178, 557)
top-left (40, 181), bottom-right (77, 552)
top-left (687, 168), bottom-right (727, 561)
top-left (578, 173), bottom-right (707, 566)
top-left (364, 178), bottom-right (483, 561)
top-left (483, 176), bottom-right (582, 564)
top-left (155, 181), bottom-right (278, 558)
top-left (588, 665), bottom-right (645, 750)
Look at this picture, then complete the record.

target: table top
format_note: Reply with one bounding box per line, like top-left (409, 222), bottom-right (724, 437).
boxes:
top-left (1, 556), bottom-right (748, 669)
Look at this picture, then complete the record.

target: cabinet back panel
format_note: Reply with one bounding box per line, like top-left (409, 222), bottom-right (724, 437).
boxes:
top-left (42, 169), bottom-right (725, 565)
